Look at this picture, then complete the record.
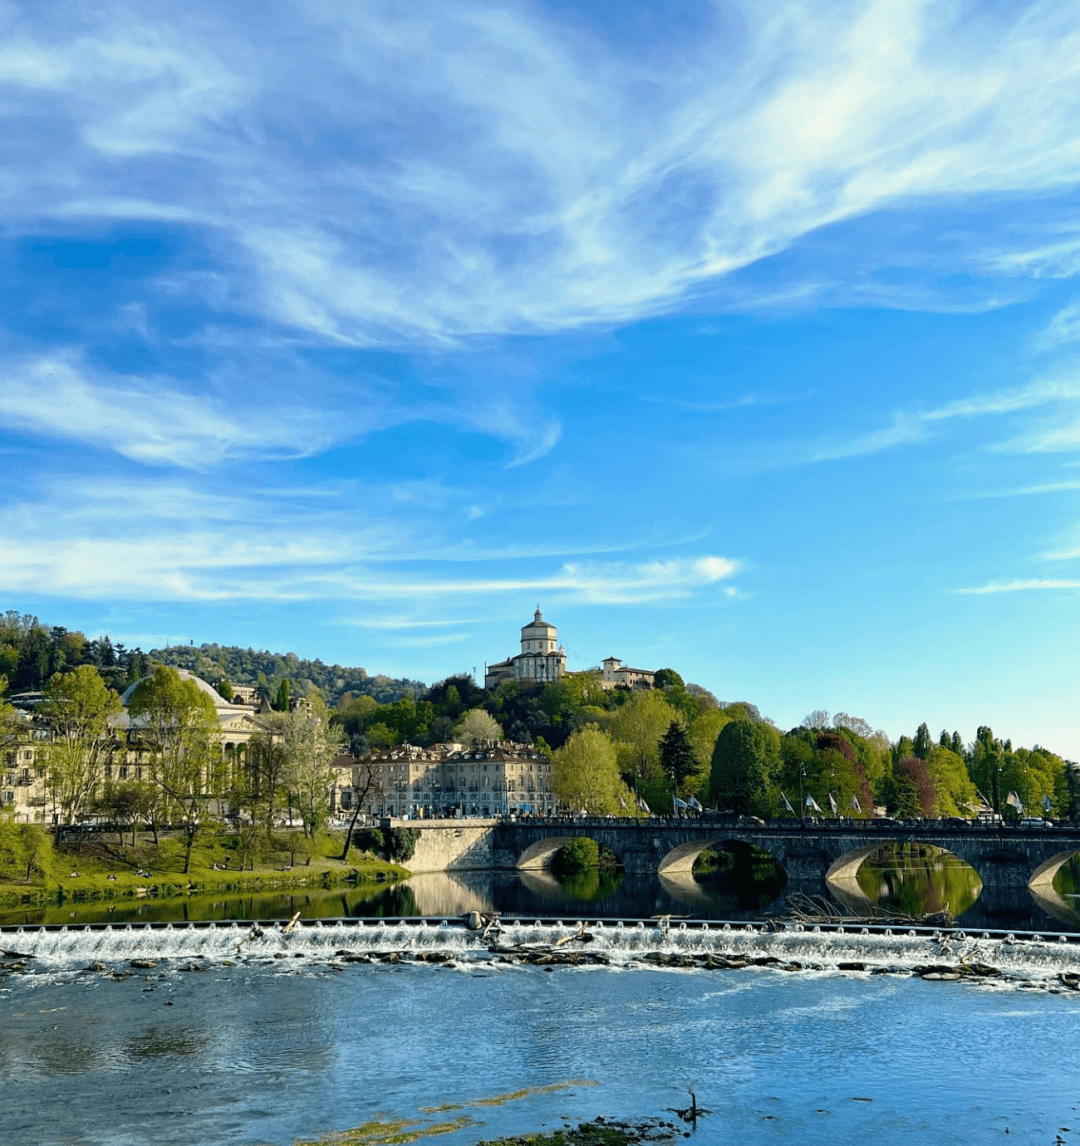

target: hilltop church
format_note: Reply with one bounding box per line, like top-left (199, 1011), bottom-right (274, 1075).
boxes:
top-left (484, 608), bottom-right (655, 692)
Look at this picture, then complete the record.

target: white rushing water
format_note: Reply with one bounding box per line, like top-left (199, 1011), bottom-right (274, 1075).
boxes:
top-left (6, 918), bottom-right (1080, 982)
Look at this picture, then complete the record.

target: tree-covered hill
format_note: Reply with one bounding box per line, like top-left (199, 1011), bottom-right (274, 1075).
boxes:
top-left (0, 610), bottom-right (424, 706)
top-left (149, 642), bottom-right (424, 706)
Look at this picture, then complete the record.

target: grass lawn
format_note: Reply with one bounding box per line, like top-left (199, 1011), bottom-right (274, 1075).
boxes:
top-left (0, 830), bottom-right (408, 907)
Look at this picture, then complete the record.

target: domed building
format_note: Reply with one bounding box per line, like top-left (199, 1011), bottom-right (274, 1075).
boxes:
top-left (119, 668), bottom-right (271, 742)
top-left (484, 608), bottom-right (567, 690)
top-left (114, 669), bottom-right (275, 806)
top-left (484, 608), bottom-right (656, 692)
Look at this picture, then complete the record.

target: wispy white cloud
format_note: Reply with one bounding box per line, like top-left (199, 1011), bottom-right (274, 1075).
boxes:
top-left (0, 352), bottom-right (341, 467)
top-left (1036, 300), bottom-right (1080, 350)
top-left (5, 1), bottom-right (1080, 346)
top-left (343, 617), bottom-right (476, 631)
top-left (0, 469), bottom-right (738, 605)
top-left (328, 556), bottom-right (740, 606)
top-left (778, 376), bottom-right (1080, 467)
top-left (0, 347), bottom-right (566, 469)
top-left (0, 526), bottom-right (738, 604)
top-left (957, 579), bottom-right (1080, 595)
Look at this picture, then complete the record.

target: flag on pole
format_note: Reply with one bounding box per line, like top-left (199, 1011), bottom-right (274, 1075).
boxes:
top-left (688, 795), bottom-right (703, 811)
top-left (781, 791), bottom-right (795, 815)
top-left (827, 791), bottom-right (838, 814)
top-left (638, 796), bottom-right (651, 814)
top-left (849, 794), bottom-right (862, 813)
top-left (673, 796), bottom-right (689, 810)
top-left (806, 794), bottom-right (822, 813)
top-left (619, 795), bottom-right (628, 811)
top-left (1042, 794), bottom-right (1053, 813)
top-left (1006, 791), bottom-right (1024, 814)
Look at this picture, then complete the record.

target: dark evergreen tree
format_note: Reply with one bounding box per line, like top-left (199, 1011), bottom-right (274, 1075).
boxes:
top-left (913, 722), bottom-right (932, 760)
top-left (659, 720), bottom-right (698, 792)
top-left (13, 627), bottom-right (50, 691)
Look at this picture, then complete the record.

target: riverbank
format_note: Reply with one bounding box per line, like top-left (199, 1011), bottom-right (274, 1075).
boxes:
top-left (0, 833), bottom-right (408, 909)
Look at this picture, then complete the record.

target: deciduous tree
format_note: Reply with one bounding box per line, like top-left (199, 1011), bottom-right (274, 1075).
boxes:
top-left (453, 708), bottom-right (503, 746)
top-left (282, 699), bottom-right (346, 837)
top-left (552, 727), bottom-right (627, 815)
top-left (128, 667), bottom-right (218, 873)
top-left (40, 666), bottom-right (123, 825)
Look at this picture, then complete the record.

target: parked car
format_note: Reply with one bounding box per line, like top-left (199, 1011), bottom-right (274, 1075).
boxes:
top-left (1020, 817), bottom-right (1051, 828)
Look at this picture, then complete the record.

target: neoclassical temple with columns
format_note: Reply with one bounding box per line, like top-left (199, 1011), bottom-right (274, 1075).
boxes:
top-left (3, 669), bottom-right (278, 823)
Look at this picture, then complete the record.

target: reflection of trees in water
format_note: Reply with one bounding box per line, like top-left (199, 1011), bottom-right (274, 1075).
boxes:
top-left (855, 845), bottom-right (981, 917)
top-left (347, 883), bottom-right (419, 918)
top-left (691, 844), bottom-right (787, 911)
top-left (557, 869), bottom-right (625, 902)
top-left (1054, 855), bottom-right (1080, 900)
top-left (490, 871), bottom-right (674, 918)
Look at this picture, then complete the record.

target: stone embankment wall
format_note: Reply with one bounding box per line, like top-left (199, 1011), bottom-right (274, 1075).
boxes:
top-left (404, 820), bottom-right (514, 872)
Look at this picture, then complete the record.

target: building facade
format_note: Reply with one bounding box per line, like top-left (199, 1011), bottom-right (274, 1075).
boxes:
top-left (1, 709), bottom-right (48, 822)
top-left (598, 656), bottom-right (655, 691)
top-left (3, 670), bottom-right (277, 823)
top-left (485, 608), bottom-right (655, 693)
top-left (340, 740), bottom-right (556, 819)
top-left (485, 608), bottom-right (567, 690)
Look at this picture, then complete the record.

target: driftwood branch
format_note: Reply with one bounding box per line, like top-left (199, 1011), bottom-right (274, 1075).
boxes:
top-left (778, 892), bottom-right (954, 928)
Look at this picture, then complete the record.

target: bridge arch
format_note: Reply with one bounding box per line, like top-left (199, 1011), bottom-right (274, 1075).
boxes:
top-left (514, 834), bottom-right (626, 871)
top-left (1029, 848), bottom-right (1080, 891)
top-left (825, 845), bottom-right (887, 884)
top-left (826, 839), bottom-right (984, 917)
top-left (657, 836), bottom-right (785, 876)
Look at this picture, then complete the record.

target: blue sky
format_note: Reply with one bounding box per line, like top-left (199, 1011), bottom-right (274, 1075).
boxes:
top-left (3, 0), bottom-right (1080, 756)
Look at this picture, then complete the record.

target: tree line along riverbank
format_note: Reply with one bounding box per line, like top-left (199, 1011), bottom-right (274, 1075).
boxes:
top-left (0, 825), bottom-right (408, 908)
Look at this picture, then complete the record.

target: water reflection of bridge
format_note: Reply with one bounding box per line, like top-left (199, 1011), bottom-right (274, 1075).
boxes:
top-left (494, 819), bottom-right (1080, 908)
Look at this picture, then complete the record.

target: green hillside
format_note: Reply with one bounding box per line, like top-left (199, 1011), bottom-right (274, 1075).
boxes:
top-left (148, 642), bottom-right (425, 706)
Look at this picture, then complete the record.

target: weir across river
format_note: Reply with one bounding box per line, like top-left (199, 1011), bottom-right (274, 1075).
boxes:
top-left (484, 817), bottom-right (1080, 890)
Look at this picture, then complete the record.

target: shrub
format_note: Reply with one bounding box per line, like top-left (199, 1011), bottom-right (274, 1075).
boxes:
top-left (385, 827), bottom-right (420, 863)
top-left (554, 836), bottom-right (600, 875)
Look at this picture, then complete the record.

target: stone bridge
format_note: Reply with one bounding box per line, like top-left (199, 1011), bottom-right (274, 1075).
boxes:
top-left (491, 818), bottom-right (1080, 893)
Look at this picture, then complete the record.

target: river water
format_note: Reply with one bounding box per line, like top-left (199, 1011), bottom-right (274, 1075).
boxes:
top-left (4, 849), bottom-right (1080, 1145)
top-left (4, 847), bottom-right (1079, 932)
top-left (3, 922), bottom-right (1080, 1146)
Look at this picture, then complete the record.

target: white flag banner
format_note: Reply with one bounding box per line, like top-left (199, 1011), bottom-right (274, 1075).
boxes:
top-left (638, 797), bottom-right (651, 814)
top-left (827, 791), bottom-right (838, 814)
top-left (673, 796), bottom-right (689, 810)
top-left (1006, 791), bottom-right (1024, 813)
top-left (619, 795), bottom-right (628, 811)
top-left (781, 791), bottom-right (795, 814)
top-left (806, 795), bottom-right (823, 813)
top-left (688, 796), bottom-right (703, 811)
top-left (849, 794), bottom-right (862, 812)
